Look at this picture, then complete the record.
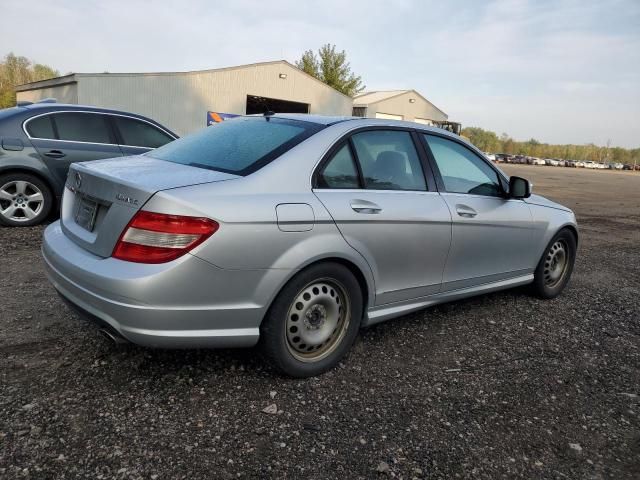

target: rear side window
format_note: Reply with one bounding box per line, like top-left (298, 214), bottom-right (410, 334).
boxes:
top-left (318, 144), bottom-right (359, 189)
top-left (351, 130), bottom-right (426, 191)
top-left (26, 115), bottom-right (55, 139)
top-left (112, 116), bottom-right (174, 148)
top-left (148, 116), bottom-right (323, 175)
top-left (52, 112), bottom-right (111, 143)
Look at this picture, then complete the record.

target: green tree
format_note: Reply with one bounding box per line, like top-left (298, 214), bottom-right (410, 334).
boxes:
top-left (295, 44), bottom-right (364, 97)
top-left (0, 52), bottom-right (59, 108)
top-left (461, 126), bottom-right (638, 164)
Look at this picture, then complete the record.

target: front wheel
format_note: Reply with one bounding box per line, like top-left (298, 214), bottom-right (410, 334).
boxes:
top-left (0, 173), bottom-right (53, 227)
top-left (260, 262), bottom-right (363, 377)
top-left (531, 228), bottom-right (577, 299)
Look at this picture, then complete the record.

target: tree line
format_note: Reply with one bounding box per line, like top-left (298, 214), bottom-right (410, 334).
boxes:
top-left (0, 52), bottom-right (59, 108)
top-left (461, 126), bottom-right (639, 164)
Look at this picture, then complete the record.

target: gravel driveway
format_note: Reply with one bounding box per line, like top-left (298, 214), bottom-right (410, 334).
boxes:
top-left (1, 165), bottom-right (638, 479)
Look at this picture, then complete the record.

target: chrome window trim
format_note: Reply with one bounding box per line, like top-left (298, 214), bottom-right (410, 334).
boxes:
top-left (22, 110), bottom-right (177, 148)
top-left (312, 188), bottom-right (441, 195)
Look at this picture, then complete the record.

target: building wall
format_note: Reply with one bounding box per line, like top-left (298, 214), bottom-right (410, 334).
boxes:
top-left (362, 91), bottom-right (448, 122)
top-left (73, 62), bottom-right (352, 135)
top-left (16, 83), bottom-right (78, 104)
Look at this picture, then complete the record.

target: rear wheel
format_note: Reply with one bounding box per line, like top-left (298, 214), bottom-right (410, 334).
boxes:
top-left (0, 173), bottom-right (53, 227)
top-left (261, 262), bottom-right (363, 377)
top-left (531, 228), bottom-right (577, 299)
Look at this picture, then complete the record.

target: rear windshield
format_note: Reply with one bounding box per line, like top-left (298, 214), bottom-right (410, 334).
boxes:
top-left (147, 116), bottom-right (324, 175)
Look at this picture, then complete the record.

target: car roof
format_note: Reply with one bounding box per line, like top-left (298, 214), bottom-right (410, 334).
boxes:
top-left (271, 113), bottom-right (461, 137)
top-left (1, 103), bottom-right (178, 137)
top-left (19, 102), bottom-right (151, 117)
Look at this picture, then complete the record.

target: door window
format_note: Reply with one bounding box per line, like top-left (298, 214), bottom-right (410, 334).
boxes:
top-left (113, 116), bottom-right (174, 148)
top-left (318, 144), bottom-right (360, 189)
top-left (52, 112), bottom-right (111, 144)
top-left (25, 115), bottom-right (55, 139)
top-left (351, 130), bottom-right (426, 191)
top-left (424, 135), bottom-right (502, 197)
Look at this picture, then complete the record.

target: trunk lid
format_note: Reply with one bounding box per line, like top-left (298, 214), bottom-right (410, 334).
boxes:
top-left (60, 156), bottom-right (238, 257)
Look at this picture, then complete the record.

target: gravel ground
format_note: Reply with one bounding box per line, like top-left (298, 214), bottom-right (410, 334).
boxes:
top-left (1, 165), bottom-right (638, 479)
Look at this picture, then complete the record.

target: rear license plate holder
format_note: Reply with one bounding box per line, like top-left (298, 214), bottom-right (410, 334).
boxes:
top-left (75, 195), bottom-right (99, 232)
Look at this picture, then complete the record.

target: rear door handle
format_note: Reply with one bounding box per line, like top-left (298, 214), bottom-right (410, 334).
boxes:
top-left (350, 200), bottom-right (382, 214)
top-left (455, 205), bottom-right (477, 218)
top-left (43, 150), bottom-right (66, 159)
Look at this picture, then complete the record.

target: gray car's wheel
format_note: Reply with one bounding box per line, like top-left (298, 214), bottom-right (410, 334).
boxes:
top-left (260, 262), bottom-right (363, 377)
top-left (0, 173), bottom-right (53, 227)
top-left (531, 228), bottom-right (577, 299)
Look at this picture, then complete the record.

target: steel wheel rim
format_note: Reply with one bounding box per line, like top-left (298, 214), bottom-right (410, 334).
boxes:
top-left (285, 278), bottom-right (351, 363)
top-left (544, 240), bottom-right (569, 288)
top-left (0, 180), bottom-right (44, 222)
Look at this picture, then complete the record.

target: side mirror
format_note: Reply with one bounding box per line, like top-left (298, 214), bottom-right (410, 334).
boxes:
top-left (508, 176), bottom-right (531, 199)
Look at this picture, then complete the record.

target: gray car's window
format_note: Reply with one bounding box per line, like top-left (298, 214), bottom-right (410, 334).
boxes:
top-left (318, 144), bottom-right (359, 189)
top-left (425, 135), bottom-right (502, 197)
top-left (351, 130), bottom-right (426, 191)
top-left (52, 112), bottom-right (111, 144)
top-left (113, 116), bottom-right (174, 148)
top-left (148, 116), bottom-right (323, 175)
top-left (26, 115), bottom-right (55, 139)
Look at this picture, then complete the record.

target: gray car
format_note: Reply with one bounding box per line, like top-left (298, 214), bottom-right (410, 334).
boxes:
top-left (42, 114), bottom-right (578, 377)
top-left (0, 101), bottom-right (177, 226)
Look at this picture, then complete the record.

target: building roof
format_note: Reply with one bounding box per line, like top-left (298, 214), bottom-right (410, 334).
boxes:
top-left (14, 60), bottom-right (352, 99)
top-left (353, 89), bottom-right (448, 119)
top-left (352, 90), bottom-right (411, 105)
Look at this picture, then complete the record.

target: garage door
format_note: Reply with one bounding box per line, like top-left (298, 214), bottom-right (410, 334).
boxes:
top-left (375, 112), bottom-right (403, 120)
top-left (414, 118), bottom-right (433, 125)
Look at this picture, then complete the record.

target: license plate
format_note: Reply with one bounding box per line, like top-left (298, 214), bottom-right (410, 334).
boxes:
top-left (75, 196), bottom-right (99, 231)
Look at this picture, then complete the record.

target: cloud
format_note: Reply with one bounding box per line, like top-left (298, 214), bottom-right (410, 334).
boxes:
top-left (1, 0), bottom-right (638, 147)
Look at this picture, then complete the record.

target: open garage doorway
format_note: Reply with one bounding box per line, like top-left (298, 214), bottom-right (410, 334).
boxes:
top-left (246, 95), bottom-right (309, 115)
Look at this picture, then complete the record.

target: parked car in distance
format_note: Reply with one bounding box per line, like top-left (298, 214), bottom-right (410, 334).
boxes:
top-left (0, 101), bottom-right (177, 226)
top-left (42, 114), bottom-right (579, 377)
top-left (531, 158), bottom-right (546, 166)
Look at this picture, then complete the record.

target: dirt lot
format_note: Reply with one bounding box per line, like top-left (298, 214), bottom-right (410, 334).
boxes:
top-left (1, 165), bottom-right (638, 479)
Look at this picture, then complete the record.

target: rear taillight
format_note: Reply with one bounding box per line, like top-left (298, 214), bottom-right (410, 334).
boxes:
top-left (112, 211), bottom-right (219, 263)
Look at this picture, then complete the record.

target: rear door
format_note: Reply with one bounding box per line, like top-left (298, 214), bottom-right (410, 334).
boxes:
top-left (110, 114), bottom-right (176, 155)
top-left (313, 128), bottom-right (452, 305)
top-left (25, 111), bottom-right (123, 188)
top-left (421, 133), bottom-right (537, 290)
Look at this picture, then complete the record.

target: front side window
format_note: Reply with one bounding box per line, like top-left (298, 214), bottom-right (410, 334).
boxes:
top-left (351, 130), bottom-right (426, 191)
top-left (318, 144), bottom-right (359, 189)
top-left (26, 115), bottom-right (55, 139)
top-left (424, 134), bottom-right (503, 197)
top-left (52, 112), bottom-right (111, 144)
top-left (149, 116), bottom-right (323, 175)
top-left (113, 116), bottom-right (174, 148)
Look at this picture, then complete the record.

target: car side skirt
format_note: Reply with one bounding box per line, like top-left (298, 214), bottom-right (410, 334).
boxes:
top-left (364, 273), bottom-right (534, 326)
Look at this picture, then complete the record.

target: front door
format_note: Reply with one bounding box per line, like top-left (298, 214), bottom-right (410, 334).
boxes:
top-left (26, 112), bottom-right (123, 188)
top-left (314, 129), bottom-right (452, 305)
top-left (422, 133), bottom-right (536, 290)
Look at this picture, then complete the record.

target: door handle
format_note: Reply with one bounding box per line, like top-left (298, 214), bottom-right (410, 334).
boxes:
top-left (44, 150), bottom-right (66, 159)
top-left (455, 205), bottom-right (477, 218)
top-left (350, 200), bottom-right (382, 214)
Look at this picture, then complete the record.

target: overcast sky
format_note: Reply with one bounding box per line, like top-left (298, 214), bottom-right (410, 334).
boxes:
top-left (2, 0), bottom-right (639, 147)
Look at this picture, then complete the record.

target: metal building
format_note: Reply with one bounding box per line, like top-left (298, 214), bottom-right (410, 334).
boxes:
top-left (15, 60), bottom-right (353, 136)
top-left (352, 90), bottom-right (448, 124)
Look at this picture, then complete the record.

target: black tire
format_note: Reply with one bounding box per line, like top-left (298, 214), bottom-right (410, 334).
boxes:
top-left (531, 228), bottom-right (577, 299)
top-left (0, 173), bottom-right (53, 227)
top-left (260, 262), bottom-right (363, 378)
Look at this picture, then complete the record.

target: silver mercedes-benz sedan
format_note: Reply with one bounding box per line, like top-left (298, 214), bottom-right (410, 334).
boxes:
top-left (42, 114), bottom-right (578, 377)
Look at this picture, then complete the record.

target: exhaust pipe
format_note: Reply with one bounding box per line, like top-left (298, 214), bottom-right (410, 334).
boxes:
top-left (99, 328), bottom-right (129, 345)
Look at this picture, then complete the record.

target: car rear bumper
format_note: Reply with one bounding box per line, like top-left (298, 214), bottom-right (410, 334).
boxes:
top-left (42, 222), bottom-right (289, 348)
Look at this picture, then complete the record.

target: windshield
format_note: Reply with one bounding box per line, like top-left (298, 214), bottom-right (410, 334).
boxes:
top-left (148, 116), bottom-right (324, 175)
